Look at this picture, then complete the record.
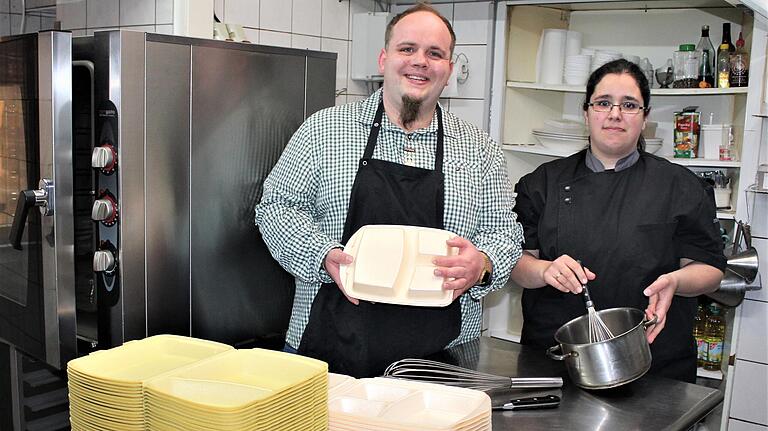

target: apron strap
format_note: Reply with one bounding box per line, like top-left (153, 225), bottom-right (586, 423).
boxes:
top-left (363, 100), bottom-right (444, 173)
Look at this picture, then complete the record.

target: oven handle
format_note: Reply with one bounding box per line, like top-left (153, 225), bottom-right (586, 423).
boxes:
top-left (9, 179), bottom-right (54, 250)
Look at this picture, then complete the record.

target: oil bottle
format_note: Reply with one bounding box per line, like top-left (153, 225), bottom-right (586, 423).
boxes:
top-left (693, 303), bottom-right (708, 367)
top-left (703, 303), bottom-right (726, 371)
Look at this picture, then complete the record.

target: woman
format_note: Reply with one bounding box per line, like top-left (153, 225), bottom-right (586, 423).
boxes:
top-left (510, 59), bottom-right (725, 382)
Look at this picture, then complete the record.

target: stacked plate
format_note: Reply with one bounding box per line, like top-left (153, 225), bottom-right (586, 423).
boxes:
top-left (591, 49), bottom-right (622, 72)
top-left (67, 335), bottom-right (233, 431)
top-left (144, 348), bottom-right (328, 431)
top-left (644, 137), bottom-right (663, 154)
top-left (533, 119), bottom-right (589, 154)
top-left (564, 54), bottom-right (591, 86)
top-left (328, 376), bottom-right (491, 431)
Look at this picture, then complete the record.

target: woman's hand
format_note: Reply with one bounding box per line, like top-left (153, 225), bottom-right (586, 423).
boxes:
top-left (642, 273), bottom-right (678, 343)
top-left (543, 254), bottom-right (596, 294)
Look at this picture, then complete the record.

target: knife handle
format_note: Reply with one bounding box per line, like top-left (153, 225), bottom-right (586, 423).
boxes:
top-left (501, 395), bottom-right (561, 410)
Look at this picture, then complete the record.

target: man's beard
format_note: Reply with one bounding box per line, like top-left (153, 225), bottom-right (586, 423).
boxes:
top-left (400, 95), bottom-right (422, 129)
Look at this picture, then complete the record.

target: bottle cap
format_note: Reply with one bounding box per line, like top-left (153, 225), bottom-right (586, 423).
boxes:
top-left (736, 31), bottom-right (745, 48)
top-left (679, 44), bottom-right (696, 51)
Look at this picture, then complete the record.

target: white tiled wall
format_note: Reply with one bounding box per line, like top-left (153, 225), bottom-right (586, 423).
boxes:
top-left (215, 0), bottom-right (379, 105)
top-left (53, 0), bottom-right (174, 36)
top-left (391, 1), bottom-right (495, 132)
top-left (2, 0), bottom-right (496, 124)
top-left (0, 0), bottom-right (56, 36)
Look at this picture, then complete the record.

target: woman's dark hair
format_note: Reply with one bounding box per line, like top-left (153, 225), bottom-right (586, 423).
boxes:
top-left (582, 59), bottom-right (651, 151)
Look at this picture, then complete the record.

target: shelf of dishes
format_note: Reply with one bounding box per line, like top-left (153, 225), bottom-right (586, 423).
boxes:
top-left (506, 81), bottom-right (750, 96)
top-left (501, 143), bottom-right (741, 167)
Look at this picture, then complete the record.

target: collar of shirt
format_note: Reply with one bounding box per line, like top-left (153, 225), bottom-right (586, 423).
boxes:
top-left (356, 89), bottom-right (453, 138)
top-left (585, 146), bottom-right (640, 172)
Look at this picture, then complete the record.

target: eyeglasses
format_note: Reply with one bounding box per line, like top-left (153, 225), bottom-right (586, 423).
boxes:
top-left (585, 100), bottom-right (648, 115)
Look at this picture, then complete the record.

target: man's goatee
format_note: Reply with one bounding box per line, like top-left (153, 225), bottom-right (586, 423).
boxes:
top-left (400, 95), bottom-right (422, 129)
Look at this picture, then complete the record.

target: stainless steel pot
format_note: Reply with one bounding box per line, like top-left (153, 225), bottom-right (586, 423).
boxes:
top-left (546, 308), bottom-right (657, 389)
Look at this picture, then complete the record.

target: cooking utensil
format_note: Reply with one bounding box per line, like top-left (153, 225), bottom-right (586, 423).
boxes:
top-left (582, 283), bottom-right (614, 343)
top-left (547, 307), bottom-right (657, 389)
top-left (492, 394), bottom-right (561, 410)
top-left (382, 358), bottom-right (563, 392)
top-left (576, 260), bottom-right (614, 343)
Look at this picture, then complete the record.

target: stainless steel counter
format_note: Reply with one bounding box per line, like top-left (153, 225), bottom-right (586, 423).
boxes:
top-left (428, 336), bottom-right (723, 431)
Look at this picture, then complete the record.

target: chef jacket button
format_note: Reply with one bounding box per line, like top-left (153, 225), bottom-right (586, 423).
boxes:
top-left (564, 197), bottom-right (572, 204)
top-left (564, 185), bottom-right (571, 191)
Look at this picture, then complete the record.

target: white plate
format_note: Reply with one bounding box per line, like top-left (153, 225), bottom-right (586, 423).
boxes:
top-left (533, 129), bottom-right (588, 139)
top-left (533, 135), bottom-right (589, 151)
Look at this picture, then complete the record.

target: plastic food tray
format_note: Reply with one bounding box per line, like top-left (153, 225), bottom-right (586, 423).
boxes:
top-left (67, 334), bottom-right (233, 385)
top-left (328, 377), bottom-right (491, 431)
top-left (339, 225), bottom-right (458, 307)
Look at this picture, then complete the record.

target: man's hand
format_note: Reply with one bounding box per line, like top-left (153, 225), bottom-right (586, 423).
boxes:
top-left (643, 273), bottom-right (679, 343)
top-left (324, 248), bottom-right (358, 305)
top-left (433, 237), bottom-right (485, 301)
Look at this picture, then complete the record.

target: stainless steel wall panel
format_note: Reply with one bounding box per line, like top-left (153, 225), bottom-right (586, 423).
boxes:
top-left (114, 31), bottom-right (149, 344)
top-left (37, 31), bottom-right (75, 368)
top-left (144, 40), bottom-right (191, 337)
top-left (189, 46), bottom-right (304, 346)
top-left (305, 56), bottom-right (337, 118)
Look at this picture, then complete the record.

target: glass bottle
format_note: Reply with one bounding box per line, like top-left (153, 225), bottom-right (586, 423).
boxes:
top-left (721, 22), bottom-right (735, 53)
top-left (693, 304), bottom-right (708, 367)
top-left (696, 25), bottom-right (715, 88)
top-left (703, 303), bottom-right (726, 371)
top-left (729, 31), bottom-right (749, 87)
top-left (673, 44), bottom-right (699, 88)
top-left (717, 43), bottom-right (731, 88)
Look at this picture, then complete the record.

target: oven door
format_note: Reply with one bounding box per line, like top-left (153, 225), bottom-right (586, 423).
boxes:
top-left (0, 31), bottom-right (76, 369)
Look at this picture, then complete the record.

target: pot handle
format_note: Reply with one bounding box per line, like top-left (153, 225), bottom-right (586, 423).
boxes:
top-left (546, 345), bottom-right (576, 361)
top-left (643, 314), bottom-right (659, 330)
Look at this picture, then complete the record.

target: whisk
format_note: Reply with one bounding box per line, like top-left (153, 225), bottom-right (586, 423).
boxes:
top-left (382, 358), bottom-right (563, 392)
top-left (582, 283), bottom-right (615, 343)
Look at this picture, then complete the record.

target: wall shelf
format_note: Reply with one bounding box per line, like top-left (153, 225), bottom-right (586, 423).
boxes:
top-left (502, 144), bottom-right (742, 168)
top-left (506, 81), bottom-right (750, 96)
top-left (697, 367), bottom-right (724, 380)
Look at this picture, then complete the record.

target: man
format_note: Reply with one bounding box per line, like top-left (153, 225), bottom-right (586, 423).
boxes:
top-left (255, 3), bottom-right (523, 377)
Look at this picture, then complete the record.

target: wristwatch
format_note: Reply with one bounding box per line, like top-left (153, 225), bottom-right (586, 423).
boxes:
top-left (477, 253), bottom-right (493, 287)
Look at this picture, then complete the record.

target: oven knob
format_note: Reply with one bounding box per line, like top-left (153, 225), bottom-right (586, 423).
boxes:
top-left (93, 250), bottom-right (116, 273)
top-left (92, 144), bottom-right (117, 173)
top-left (91, 197), bottom-right (117, 224)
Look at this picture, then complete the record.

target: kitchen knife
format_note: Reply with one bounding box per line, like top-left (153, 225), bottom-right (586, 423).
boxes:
top-left (493, 394), bottom-right (561, 410)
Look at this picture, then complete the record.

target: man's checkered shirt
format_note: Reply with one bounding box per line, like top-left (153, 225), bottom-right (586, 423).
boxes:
top-left (255, 89), bottom-right (524, 349)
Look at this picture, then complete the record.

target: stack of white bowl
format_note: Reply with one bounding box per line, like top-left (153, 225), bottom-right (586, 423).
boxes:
top-left (591, 49), bottom-right (622, 72)
top-left (564, 54), bottom-right (592, 86)
top-left (67, 335), bottom-right (233, 431)
top-left (327, 375), bottom-right (491, 431)
top-left (143, 349), bottom-right (328, 431)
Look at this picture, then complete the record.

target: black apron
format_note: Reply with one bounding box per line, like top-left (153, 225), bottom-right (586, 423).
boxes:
top-left (298, 102), bottom-right (461, 377)
top-left (515, 152), bottom-right (720, 383)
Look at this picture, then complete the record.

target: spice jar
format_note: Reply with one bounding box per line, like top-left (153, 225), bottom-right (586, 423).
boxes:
top-left (673, 44), bottom-right (700, 88)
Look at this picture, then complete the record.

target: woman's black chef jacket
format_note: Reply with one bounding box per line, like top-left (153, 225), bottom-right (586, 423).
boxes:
top-left (513, 149), bottom-right (726, 382)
